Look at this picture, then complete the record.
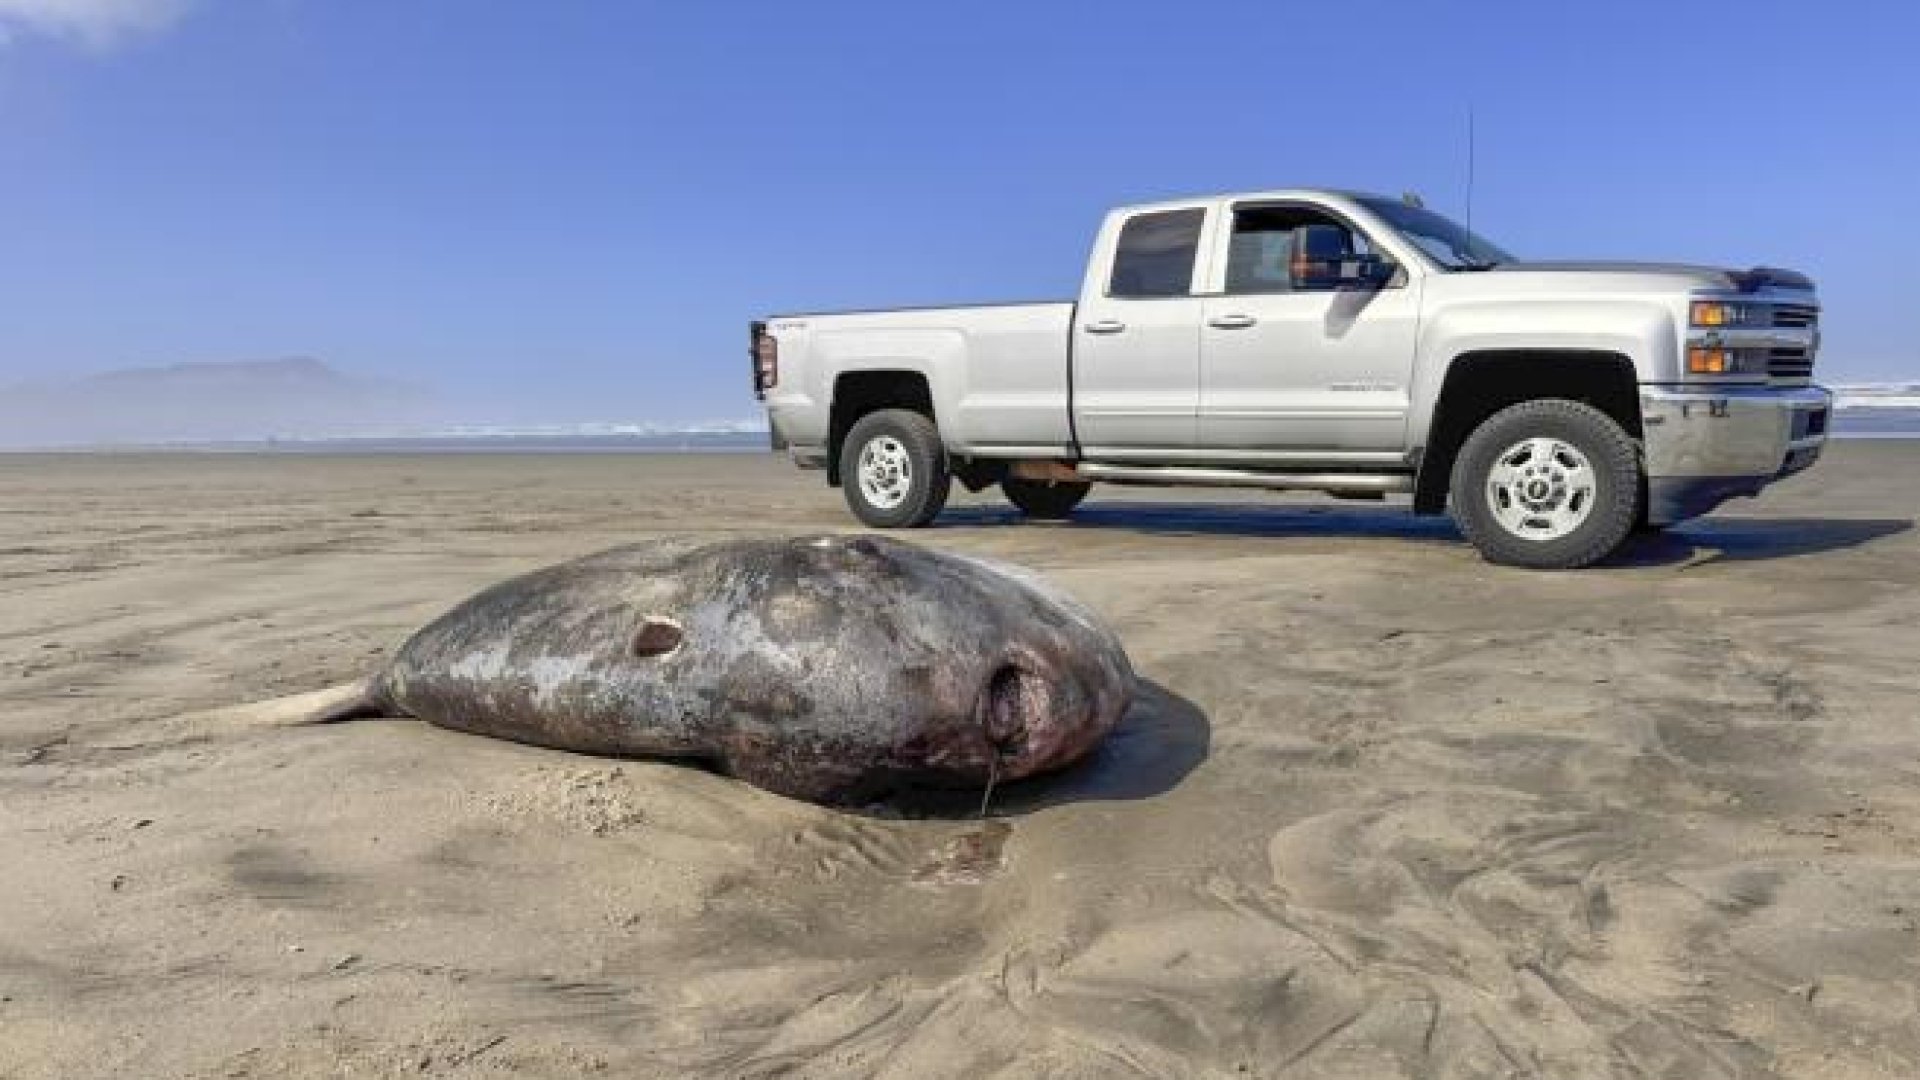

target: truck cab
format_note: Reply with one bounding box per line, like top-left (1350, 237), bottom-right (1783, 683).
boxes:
top-left (753, 189), bottom-right (1830, 569)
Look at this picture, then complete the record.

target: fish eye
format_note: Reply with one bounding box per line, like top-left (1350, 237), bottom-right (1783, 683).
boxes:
top-left (632, 616), bottom-right (684, 658)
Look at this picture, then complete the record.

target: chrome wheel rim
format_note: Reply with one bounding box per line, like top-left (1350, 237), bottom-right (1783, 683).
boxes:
top-left (1485, 437), bottom-right (1596, 541)
top-left (857, 435), bottom-right (913, 511)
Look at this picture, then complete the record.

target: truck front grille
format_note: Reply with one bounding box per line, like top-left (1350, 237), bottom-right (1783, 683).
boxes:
top-left (1772, 304), bottom-right (1818, 328)
top-left (1768, 346), bottom-right (1815, 382)
top-left (1768, 303), bottom-right (1817, 384)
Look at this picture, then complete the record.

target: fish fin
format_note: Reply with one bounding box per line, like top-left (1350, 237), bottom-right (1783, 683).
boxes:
top-left (297, 679), bottom-right (401, 725)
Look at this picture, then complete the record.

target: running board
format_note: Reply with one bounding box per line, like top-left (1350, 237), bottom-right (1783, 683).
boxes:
top-left (1072, 463), bottom-right (1414, 495)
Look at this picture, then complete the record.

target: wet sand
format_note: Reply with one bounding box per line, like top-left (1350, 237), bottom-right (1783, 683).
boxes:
top-left (2, 445), bottom-right (1917, 1078)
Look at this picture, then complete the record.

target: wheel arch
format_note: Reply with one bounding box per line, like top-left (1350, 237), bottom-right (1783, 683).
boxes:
top-left (1413, 349), bottom-right (1642, 514)
top-left (828, 369), bottom-right (936, 487)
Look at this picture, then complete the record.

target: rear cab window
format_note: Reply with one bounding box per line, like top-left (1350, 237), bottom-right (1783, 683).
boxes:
top-left (1108, 208), bottom-right (1206, 298)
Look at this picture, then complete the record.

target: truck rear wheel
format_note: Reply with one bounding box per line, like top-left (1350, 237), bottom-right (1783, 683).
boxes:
top-left (1001, 479), bottom-right (1091, 520)
top-left (839, 409), bottom-right (950, 528)
top-left (1449, 399), bottom-right (1640, 570)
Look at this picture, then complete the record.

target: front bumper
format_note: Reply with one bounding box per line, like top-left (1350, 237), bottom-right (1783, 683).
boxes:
top-left (1639, 385), bottom-right (1831, 524)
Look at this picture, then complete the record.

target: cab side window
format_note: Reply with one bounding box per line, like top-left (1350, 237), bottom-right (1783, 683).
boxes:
top-left (1224, 207), bottom-right (1375, 294)
top-left (1108, 209), bottom-right (1205, 298)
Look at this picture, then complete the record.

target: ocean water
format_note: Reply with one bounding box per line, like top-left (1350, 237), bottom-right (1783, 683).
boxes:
top-left (233, 407), bottom-right (1920, 448)
top-left (1834, 407), bottom-right (1920, 438)
top-left (11, 408), bottom-right (1916, 453)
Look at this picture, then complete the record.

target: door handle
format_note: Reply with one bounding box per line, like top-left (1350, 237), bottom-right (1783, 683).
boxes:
top-left (1207, 313), bottom-right (1258, 330)
top-left (1083, 319), bottom-right (1126, 335)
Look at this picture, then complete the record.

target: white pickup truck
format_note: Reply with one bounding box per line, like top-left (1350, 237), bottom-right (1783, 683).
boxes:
top-left (751, 189), bottom-right (1830, 568)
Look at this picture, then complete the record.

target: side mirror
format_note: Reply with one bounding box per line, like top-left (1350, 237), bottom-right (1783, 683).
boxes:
top-left (1289, 224), bottom-right (1395, 290)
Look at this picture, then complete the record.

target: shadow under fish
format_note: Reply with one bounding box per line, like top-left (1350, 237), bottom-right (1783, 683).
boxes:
top-left (313, 535), bottom-right (1135, 805)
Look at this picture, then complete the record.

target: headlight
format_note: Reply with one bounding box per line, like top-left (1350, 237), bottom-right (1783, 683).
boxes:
top-left (1687, 347), bottom-right (1767, 376)
top-left (1690, 301), bottom-right (1754, 327)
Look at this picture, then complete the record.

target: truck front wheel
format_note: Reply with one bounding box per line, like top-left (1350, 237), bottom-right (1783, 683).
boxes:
top-left (839, 409), bottom-right (950, 528)
top-left (1449, 399), bottom-right (1641, 570)
top-left (1001, 479), bottom-right (1091, 520)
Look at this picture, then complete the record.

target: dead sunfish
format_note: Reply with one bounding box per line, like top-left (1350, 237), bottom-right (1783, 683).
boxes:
top-left (315, 535), bottom-right (1134, 804)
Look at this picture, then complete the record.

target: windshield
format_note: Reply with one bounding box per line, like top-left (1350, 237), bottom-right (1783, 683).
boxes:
top-left (1355, 197), bottom-right (1515, 270)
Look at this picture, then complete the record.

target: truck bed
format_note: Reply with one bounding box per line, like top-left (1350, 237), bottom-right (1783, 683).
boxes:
top-left (769, 301), bottom-right (1078, 455)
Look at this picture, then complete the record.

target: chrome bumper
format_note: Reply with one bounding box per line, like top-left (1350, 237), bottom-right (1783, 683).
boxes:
top-left (1639, 385), bottom-right (1831, 524)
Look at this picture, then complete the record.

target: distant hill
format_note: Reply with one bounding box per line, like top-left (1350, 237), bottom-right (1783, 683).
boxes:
top-left (0, 357), bottom-right (436, 448)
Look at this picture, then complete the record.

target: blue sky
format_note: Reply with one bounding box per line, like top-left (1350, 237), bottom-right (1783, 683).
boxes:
top-left (1, 0), bottom-right (1915, 424)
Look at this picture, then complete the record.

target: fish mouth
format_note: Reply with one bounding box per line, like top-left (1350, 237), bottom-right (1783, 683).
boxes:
top-left (982, 663), bottom-right (1041, 763)
top-left (977, 654), bottom-right (1098, 780)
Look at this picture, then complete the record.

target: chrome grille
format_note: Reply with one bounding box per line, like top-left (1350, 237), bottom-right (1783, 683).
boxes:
top-left (1769, 303), bottom-right (1817, 384)
top-left (1768, 346), bottom-right (1814, 381)
top-left (1772, 304), bottom-right (1818, 328)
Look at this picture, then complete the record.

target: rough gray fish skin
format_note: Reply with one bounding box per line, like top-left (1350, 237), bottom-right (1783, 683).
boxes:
top-left (324, 535), bottom-right (1135, 803)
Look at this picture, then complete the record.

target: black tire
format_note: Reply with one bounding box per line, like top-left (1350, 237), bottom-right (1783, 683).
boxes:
top-left (838, 409), bottom-right (950, 528)
top-left (1448, 399), bottom-right (1641, 570)
top-left (1001, 478), bottom-right (1091, 520)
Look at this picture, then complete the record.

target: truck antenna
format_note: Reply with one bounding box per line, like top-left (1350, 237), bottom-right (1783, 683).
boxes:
top-left (1465, 104), bottom-right (1477, 236)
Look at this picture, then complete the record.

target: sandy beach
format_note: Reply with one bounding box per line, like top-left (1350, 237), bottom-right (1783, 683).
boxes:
top-left (2, 444), bottom-right (1917, 1078)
